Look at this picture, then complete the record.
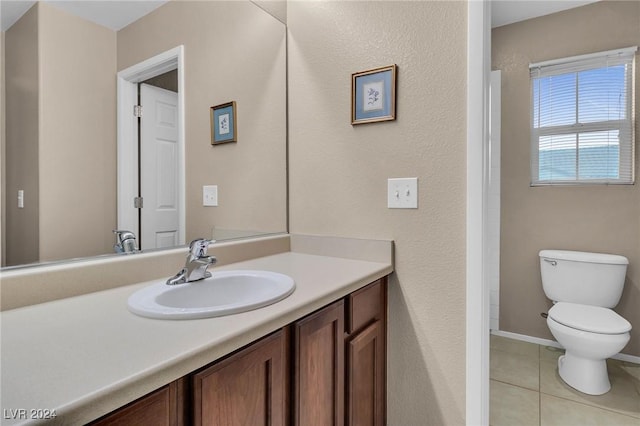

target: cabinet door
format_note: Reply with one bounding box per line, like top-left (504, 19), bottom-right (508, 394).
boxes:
top-left (293, 300), bottom-right (345, 426)
top-left (192, 330), bottom-right (287, 426)
top-left (346, 320), bottom-right (385, 426)
top-left (90, 379), bottom-right (186, 426)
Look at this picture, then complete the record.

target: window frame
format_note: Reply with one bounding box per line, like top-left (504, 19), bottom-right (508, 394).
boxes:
top-left (529, 47), bottom-right (637, 186)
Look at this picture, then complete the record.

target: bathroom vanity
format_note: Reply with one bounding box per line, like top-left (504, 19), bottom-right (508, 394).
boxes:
top-left (91, 279), bottom-right (386, 425)
top-left (0, 235), bottom-right (393, 425)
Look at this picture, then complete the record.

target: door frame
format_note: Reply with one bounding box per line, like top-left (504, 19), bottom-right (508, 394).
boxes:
top-left (466, 1), bottom-right (491, 425)
top-left (116, 45), bottom-right (185, 246)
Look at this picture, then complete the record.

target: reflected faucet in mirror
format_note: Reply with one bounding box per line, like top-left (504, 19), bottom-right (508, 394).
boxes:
top-left (166, 239), bottom-right (217, 286)
top-left (112, 230), bottom-right (139, 254)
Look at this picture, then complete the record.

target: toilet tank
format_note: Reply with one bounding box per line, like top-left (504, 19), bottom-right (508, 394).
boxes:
top-left (539, 250), bottom-right (628, 308)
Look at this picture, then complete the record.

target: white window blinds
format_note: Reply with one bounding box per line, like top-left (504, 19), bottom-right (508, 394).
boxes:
top-left (530, 46), bottom-right (636, 185)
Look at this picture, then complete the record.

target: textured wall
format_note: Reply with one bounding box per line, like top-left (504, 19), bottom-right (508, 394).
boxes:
top-left (287, 2), bottom-right (468, 424)
top-left (494, 1), bottom-right (640, 356)
top-left (253, 0), bottom-right (286, 24)
top-left (4, 5), bottom-right (39, 266)
top-left (117, 1), bottom-right (287, 242)
top-left (3, 3), bottom-right (117, 265)
top-left (38, 2), bottom-right (117, 262)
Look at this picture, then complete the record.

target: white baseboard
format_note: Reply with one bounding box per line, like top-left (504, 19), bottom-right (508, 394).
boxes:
top-left (491, 329), bottom-right (640, 364)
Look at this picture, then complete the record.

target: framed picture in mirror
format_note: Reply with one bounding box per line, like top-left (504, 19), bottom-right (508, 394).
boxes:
top-left (211, 101), bottom-right (237, 144)
top-left (351, 65), bottom-right (397, 125)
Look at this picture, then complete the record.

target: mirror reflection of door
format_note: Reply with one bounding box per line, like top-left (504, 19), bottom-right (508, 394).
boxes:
top-left (139, 72), bottom-right (179, 250)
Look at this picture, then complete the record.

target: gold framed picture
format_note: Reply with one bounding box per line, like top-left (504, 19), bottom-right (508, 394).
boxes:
top-left (351, 65), bottom-right (397, 125)
top-left (210, 101), bottom-right (237, 145)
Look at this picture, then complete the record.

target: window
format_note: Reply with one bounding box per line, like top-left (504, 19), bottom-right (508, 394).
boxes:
top-left (530, 47), bottom-right (636, 185)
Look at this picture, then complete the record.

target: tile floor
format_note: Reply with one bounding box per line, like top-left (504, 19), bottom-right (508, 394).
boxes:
top-left (490, 334), bottom-right (640, 426)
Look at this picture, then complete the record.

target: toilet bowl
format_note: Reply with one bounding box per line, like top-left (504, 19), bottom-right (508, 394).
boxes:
top-left (547, 302), bottom-right (631, 395)
top-left (539, 250), bottom-right (632, 395)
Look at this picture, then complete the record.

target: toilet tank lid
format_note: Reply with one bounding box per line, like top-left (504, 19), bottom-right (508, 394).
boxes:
top-left (539, 250), bottom-right (628, 265)
top-left (549, 302), bottom-right (631, 334)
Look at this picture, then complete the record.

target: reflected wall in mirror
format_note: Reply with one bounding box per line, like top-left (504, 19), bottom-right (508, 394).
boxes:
top-left (1, 0), bottom-right (287, 269)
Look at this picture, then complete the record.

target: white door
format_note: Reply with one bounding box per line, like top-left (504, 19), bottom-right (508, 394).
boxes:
top-left (140, 83), bottom-right (180, 250)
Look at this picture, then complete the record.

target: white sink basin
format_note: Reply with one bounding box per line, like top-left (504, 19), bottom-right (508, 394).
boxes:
top-left (128, 270), bottom-right (295, 320)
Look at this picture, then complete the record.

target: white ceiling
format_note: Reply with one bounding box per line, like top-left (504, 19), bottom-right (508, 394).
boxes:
top-left (2, 0), bottom-right (601, 33)
top-left (1, 0), bottom-right (168, 32)
top-left (491, 0), bottom-right (601, 28)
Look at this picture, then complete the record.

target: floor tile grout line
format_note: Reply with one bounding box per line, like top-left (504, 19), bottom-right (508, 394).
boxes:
top-left (539, 392), bottom-right (640, 420)
top-left (537, 341), bottom-right (640, 420)
top-left (490, 348), bottom-right (540, 360)
top-left (492, 336), bottom-right (640, 423)
top-left (539, 344), bottom-right (542, 426)
top-left (491, 379), bottom-right (640, 423)
top-left (489, 377), bottom-right (539, 393)
top-left (538, 387), bottom-right (542, 426)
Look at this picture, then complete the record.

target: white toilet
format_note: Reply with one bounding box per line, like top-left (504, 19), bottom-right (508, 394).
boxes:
top-left (539, 249), bottom-right (632, 395)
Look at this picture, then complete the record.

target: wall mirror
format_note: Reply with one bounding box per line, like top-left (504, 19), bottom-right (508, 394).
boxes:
top-left (1, 0), bottom-right (287, 269)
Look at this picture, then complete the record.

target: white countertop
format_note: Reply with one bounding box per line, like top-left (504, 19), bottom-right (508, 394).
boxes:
top-left (0, 251), bottom-right (392, 425)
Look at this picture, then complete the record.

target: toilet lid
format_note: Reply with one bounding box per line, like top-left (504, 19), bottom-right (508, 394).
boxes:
top-left (548, 302), bottom-right (631, 334)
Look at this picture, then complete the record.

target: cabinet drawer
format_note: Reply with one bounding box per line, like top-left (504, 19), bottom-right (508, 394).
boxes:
top-left (347, 279), bottom-right (385, 334)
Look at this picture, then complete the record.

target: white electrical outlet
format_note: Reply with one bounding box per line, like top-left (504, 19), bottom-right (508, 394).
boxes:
top-left (387, 178), bottom-right (418, 209)
top-left (203, 185), bottom-right (218, 206)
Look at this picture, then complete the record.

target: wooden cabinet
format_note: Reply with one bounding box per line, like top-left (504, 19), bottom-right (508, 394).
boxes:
top-left (293, 300), bottom-right (345, 426)
top-left (192, 329), bottom-right (287, 426)
top-left (292, 278), bottom-right (387, 426)
top-left (346, 279), bottom-right (387, 426)
top-left (90, 379), bottom-right (187, 426)
top-left (347, 320), bottom-right (385, 426)
top-left (94, 278), bottom-right (387, 426)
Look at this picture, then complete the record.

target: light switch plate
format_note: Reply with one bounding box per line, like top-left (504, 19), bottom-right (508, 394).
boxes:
top-left (387, 178), bottom-right (418, 209)
top-left (203, 185), bottom-right (218, 206)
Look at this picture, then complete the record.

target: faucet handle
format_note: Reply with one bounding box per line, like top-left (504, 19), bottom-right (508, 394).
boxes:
top-left (113, 230), bottom-right (138, 253)
top-left (113, 230), bottom-right (136, 242)
top-left (189, 238), bottom-right (215, 257)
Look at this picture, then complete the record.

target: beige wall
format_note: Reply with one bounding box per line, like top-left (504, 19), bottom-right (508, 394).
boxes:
top-left (4, 5), bottom-right (39, 266)
top-left (288, 2), bottom-right (467, 424)
top-left (3, 3), bottom-right (116, 266)
top-left (494, 1), bottom-right (640, 356)
top-left (252, 0), bottom-right (286, 24)
top-left (38, 2), bottom-right (117, 262)
top-left (117, 1), bottom-right (287, 242)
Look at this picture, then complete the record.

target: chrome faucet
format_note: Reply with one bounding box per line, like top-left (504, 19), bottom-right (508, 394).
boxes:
top-left (166, 238), bottom-right (217, 285)
top-left (113, 230), bottom-right (138, 254)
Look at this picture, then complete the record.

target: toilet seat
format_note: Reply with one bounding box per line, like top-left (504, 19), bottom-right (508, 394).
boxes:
top-left (549, 302), bottom-right (631, 335)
